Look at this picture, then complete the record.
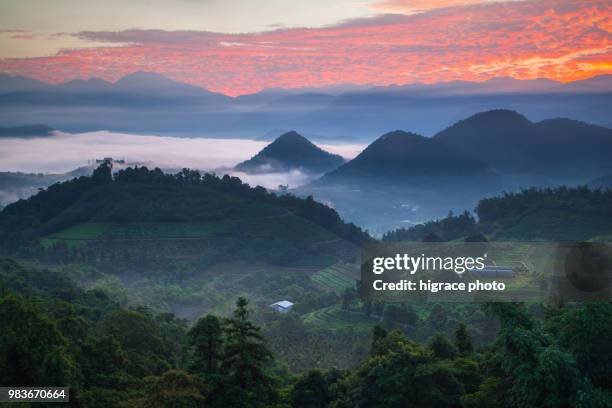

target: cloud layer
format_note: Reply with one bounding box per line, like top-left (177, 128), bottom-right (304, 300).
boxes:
top-left (0, 0), bottom-right (610, 95)
top-left (0, 131), bottom-right (364, 188)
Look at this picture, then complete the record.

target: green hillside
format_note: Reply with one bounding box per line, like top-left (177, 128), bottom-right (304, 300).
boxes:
top-left (384, 186), bottom-right (612, 242)
top-left (0, 165), bottom-right (370, 265)
top-left (311, 262), bottom-right (357, 292)
top-left (43, 216), bottom-right (335, 248)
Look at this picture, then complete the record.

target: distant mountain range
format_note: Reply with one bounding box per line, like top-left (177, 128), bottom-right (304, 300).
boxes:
top-left (307, 109), bottom-right (612, 189)
top-left (0, 72), bottom-right (610, 138)
top-left (0, 124), bottom-right (54, 137)
top-left (235, 131), bottom-right (345, 174)
top-left (0, 71), bottom-right (229, 101)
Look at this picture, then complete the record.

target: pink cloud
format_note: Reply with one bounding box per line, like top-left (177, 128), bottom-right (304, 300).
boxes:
top-left (0, 0), bottom-right (610, 96)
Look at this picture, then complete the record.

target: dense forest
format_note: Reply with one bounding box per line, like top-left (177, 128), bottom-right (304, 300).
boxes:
top-left (0, 164), bottom-right (371, 250)
top-left (2, 258), bottom-right (611, 407)
top-left (1, 167), bottom-right (612, 407)
top-left (384, 186), bottom-right (612, 242)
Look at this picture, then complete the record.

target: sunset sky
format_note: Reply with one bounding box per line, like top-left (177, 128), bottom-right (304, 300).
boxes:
top-left (0, 0), bottom-right (610, 95)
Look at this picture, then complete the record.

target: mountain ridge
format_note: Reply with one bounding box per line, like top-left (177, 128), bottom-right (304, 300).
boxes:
top-left (1, 72), bottom-right (610, 137)
top-left (318, 129), bottom-right (495, 185)
top-left (433, 109), bottom-right (612, 183)
top-left (2, 72), bottom-right (611, 97)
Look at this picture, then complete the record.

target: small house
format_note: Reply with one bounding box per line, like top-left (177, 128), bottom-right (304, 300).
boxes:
top-left (270, 300), bottom-right (294, 313)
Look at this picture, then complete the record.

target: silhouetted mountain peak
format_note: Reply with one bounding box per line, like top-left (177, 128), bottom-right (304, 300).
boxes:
top-left (116, 71), bottom-right (173, 85)
top-left (274, 130), bottom-right (309, 144)
top-left (376, 129), bottom-right (424, 143)
top-left (320, 129), bottom-right (492, 185)
top-left (112, 71), bottom-right (227, 99)
top-left (61, 78), bottom-right (113, 92)
top-left (434, 109), bottom-right (532, 147)
top-left (359, 130), bottom-right (434, 160)
top-left (235, 131), bottom-right (345, 174)
top-left (262, 131), bottom-right (328, 155)
top-left (114, 71), bottom-right (193, 90)
top-left (458, 109), bottom-right (530, 127)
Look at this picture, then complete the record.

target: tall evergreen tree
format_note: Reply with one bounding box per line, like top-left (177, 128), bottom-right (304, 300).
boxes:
top-left (188, 315), bottom-right (223, 376)
top-left (220, 297), bottom-right (276, 407)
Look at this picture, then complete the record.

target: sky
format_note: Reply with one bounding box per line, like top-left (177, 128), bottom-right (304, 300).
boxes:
top-left (0, 0), bottom-right (610, 95)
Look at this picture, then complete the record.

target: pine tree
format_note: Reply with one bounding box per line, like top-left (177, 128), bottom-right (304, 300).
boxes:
top-left (220, 297), bottom-right (276, 407)
top-left (188, 315), bottom-right (223, 376)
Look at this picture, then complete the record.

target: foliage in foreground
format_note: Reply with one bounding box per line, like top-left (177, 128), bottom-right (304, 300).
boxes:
top-left (1, 258), bottom-right (611, 407)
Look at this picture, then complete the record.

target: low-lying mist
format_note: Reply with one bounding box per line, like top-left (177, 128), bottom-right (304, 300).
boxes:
top-left (0, 131), bottom-right (364, 189)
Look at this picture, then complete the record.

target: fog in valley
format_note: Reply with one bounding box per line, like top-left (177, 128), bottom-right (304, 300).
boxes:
top-left (0, 130), bottom-right (364, 188)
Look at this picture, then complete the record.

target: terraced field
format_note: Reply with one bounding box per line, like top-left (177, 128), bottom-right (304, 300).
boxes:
top-left (303, 305), bottom-right (378, 330)
top-left (311, 262), bottom-right (358, 292)
top-left (42, 214), bottom-right (336, 248)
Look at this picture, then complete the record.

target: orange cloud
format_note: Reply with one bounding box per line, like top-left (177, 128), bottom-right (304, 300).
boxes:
top-left (0, 0), bottom-right (610, 96)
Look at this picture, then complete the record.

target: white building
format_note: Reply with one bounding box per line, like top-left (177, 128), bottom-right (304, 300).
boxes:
top-left (269, 300), bottom-right (294, 313)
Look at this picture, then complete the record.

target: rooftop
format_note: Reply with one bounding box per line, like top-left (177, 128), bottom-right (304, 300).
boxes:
top-left (270, 300), bottom-right (294, 308)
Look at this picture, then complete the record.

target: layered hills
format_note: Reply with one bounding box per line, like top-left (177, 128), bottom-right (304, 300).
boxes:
top-left (319, 130), bottom-right (494, 185)
top-left (301, 129), bottom-right (502, 235)
top-left (300, 110), bottom-right (612, 234)
top-left (1, 72), bottom-right (610, 137)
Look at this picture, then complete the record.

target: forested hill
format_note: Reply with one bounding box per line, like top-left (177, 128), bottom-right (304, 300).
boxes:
top-left (0, 164), bottom-right (371, 251)
top-left (433, 109), bottom-right (612, 183)
top-left (384, 186), bottom-right (612, 242)
top-left (319, 130), bottom-right (494, 185)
